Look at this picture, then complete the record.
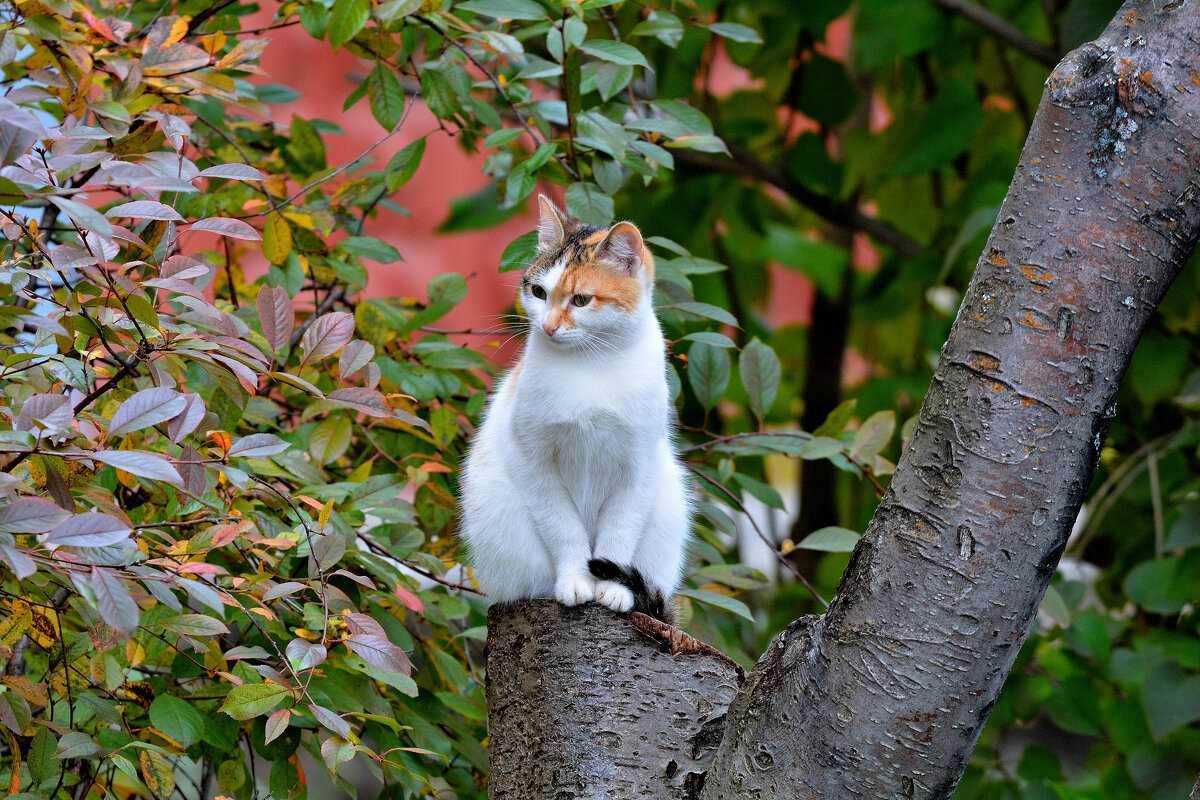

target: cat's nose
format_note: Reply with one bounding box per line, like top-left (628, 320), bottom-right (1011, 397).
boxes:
top-left (542, 322), bottom-right (559, 337)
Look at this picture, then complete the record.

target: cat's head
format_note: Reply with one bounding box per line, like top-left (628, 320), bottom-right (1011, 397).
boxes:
top-left (519, 195), bottom-right (655, 349)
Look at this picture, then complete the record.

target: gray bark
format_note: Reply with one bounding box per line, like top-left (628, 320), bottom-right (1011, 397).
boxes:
top-left (705, 2), bottom-right (1200, 797)
top-left (486, 601), bottom-right (743, 799)
top-left (486, 2), bottom-right (1200, 798)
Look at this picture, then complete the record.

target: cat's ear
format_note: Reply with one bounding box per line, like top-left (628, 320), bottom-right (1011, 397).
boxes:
top-left (597, 222), bottom-right (644, 275)
top-left (536, 194), bottom-right (568, 252)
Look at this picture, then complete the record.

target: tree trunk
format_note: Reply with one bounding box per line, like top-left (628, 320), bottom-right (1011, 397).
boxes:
top-left (485, 2), bottom-right (1200, 797)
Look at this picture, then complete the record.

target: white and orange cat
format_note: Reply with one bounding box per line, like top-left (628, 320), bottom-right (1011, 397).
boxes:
top-left (460, 196), bottom-right (690, 621)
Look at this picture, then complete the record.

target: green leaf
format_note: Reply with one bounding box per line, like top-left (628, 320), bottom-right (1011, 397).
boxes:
top-left (798, 526), bottom-right (861, 552)
top-left (458, 0), bottom-right (548, 20)
top-left (385, 138), bottom-right (426, 192)
top-left (565, 182), bottom-right (613, 225)
top-left (220, 683), bottom-right (289, 721)
top-left (150, 695), bottom-right (206, 748)
top-left (739, 338), bottom-right (781, 420)
top-left (27, 726), bottom-right (55, 784)
top-left (664, 301), bottom-right (738, 327)
top-left (814, 399), bottom-right (857, 436)
top-left (1125, 557), bottom-right (1198, 614)
top-left (594, 62), bottom-right (633, 102)
top-left (707, 22), bottom-right (762, 43)
top-left (849, 410), bottom-right (895, 461)
top-left (1142, 660), bottom-right (1200, 739)
top-left (885, 80), bottom-right (983, 177)
top-left (160, 613), bottom-right (230, 637)
top-left (287, 116), bottom-right (326, 174)
top-left (687, 341), bottom-right (730, 411)
top-left (681, 331), bottom-right (736, 349)
top-left (579, 40), bottom-right (649, 68)
top-left (499, 231), bottom-right (539, 273)
top-left (367, 62), bottom-right (405, 130)
top-left (310, 416), bottom-right (352, 465)
top-left (400, 272), bottom-right (468, 333)
top-left (677, 588), bottom-right (754, 621)
top-left (339, 236), bottom-right (403, 263)
top-left (853, 0), bottom-right (945, 68)
top-left (420, 64), bottom-right (461, 120)
top-left (328, 0), bottom-right (370, 49)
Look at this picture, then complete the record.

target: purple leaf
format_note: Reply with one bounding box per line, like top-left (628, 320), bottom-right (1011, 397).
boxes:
top-left (188, 216), bottom-right (261, 240)
top-left (197, 163), bottom-right (267, 181)
top-left (90, 565), bottom-right (138, 637)
top-left (160, 254), bottom-right (209, 279)
top-left (41, 512), bottom-right (132, 548)
top-left (345, 633), bottom-right (412, 674)
top-left (167, 393), bottom-right (206, 444)
top-left (92, 451), bottom-right (184, 486)
top-left (285, 639), bottom-right (327, 671)
top-left (106, 200), bottom-right (184, 222)
top-left (108, 387), bottom-right (187, 437)
top-left (338, 340), bottom-right (375, 377)
top-left (14, 394), bottom-right (73, 436)
top-left (227, 433), bottom-right (290, 459)
top-left (308, 704), bottom-right (352, 739)
top-left (300, 312), bottom-right (355, 362)
top-left (257, 285), bottom-right (294, 353)
top-left (0, 534), bottom-right (36, 579)
top-left (0, 497), bottom-right (71, 534)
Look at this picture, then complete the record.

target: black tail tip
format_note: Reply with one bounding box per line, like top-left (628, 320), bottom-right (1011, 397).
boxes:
top-left (587, 558), bottom-right (674, 624)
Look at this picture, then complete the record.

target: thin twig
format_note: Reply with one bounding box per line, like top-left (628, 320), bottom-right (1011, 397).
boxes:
top-left (686, 463), bottom-right (828, 608)
top-left (416, 14), bottom-right (580, 180)
top-left (930, 0), bottom-right (1060, 66)
top-left (671, 142), bottom-right (923, 257)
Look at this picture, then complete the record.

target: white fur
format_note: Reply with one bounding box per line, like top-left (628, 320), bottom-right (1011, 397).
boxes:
top-left (459, 245), bottom-right (691, 612)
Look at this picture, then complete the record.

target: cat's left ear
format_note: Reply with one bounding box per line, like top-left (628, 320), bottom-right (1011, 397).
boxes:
top-left (597, 222), bottom-right (644, 275)
top-left (536, 194), bottom-right (569, 252)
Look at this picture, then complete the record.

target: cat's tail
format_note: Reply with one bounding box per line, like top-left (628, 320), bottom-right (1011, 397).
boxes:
top-left (588, 558), bottom-right (674, 624)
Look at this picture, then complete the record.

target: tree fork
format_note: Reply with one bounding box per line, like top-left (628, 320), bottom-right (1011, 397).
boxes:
top-left (485, 2), bottom-right (1200, 797)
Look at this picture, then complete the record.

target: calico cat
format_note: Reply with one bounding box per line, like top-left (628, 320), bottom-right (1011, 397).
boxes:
top-left (459, 195), bottom-right (690, 623)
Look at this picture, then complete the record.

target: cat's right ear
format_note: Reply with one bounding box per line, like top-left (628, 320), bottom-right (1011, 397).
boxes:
top-left (536, 194), bottom-right (568, 252)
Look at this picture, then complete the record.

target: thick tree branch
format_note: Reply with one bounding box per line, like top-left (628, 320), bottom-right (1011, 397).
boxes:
top-left (486, 601), bottom-right (742, 799)
top-left (705, 2), bottom-right (1200, 796)
top-left (486, 2), bottom-right (1200, 798)
top-left (672, 142), bottom-right (924, 257)
top-left (931, 0), bottom-right (1060, 66)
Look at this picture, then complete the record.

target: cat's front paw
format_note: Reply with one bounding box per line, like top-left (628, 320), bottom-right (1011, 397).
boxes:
top-left (555, 573), bottom-right (596, 606)
top-left (594, 580), bottom-right (634, 613)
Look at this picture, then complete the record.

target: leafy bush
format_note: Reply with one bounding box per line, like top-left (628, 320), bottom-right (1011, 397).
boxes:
top-left (0, 1), bottom-right (880, 797)
top-left (2, 0), bottom-right (1195, 797)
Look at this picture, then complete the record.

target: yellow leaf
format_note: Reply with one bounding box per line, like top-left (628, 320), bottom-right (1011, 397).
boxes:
top-left (282, 211), bottom-right (314, 229)
top-left (318, 498), bottom-right (334, 529)
top-left (164, 16), bottom-right (189, 45)
top-left (262, 212), bottom-right (292, 265)
top-left (89, 653), bottom-right (106, 685)
top-left (0, 606), bottom-right (32, 649)
top-left (198, 31), bottom-right (228, 54)
top-left (3, 676), bottom-right (47, 707)
top-left (140, 749), bottom-right (176, 798)
top-left (126, 638), bottom-right (147, 668)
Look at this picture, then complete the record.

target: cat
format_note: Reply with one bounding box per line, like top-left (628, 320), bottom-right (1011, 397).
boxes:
top-left (459, 195), bottom-right (691, 623)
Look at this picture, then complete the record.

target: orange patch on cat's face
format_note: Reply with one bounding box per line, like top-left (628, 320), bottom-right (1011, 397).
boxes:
top-left (548, 261), bottom-right (642, 321)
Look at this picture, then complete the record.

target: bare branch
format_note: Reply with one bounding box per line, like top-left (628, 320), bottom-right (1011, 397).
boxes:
top-left (931, 0), bottom-right (1060, 66)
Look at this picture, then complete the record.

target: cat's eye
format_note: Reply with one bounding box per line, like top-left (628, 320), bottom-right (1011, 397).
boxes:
top-left (530, 284), bottom-right (547, 300)
top-left (571, 294), bottom-right (592, 307)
